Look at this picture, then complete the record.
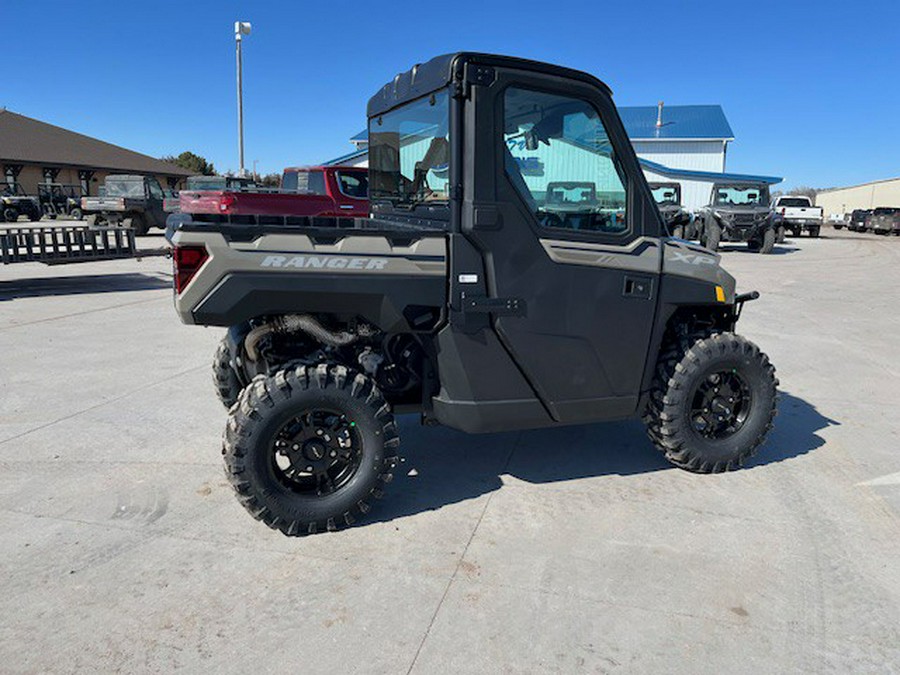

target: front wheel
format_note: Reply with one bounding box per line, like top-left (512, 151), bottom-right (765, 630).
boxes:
top-left (223, 364), bottom-right (399, 535)
top-left (69, 207), bottom-right (83, 221)
top-left (704, 221), bottom-right (721, 251)
top-left (644, 332), bottom-right (777, 473)
top-left (759, 228), bottom-right (776, 254)
top-left (3, 208), bottom-right (17, 223)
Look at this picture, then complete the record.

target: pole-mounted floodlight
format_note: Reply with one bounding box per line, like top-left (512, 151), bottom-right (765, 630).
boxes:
top-left (235, 21), bottom-right (252, 176)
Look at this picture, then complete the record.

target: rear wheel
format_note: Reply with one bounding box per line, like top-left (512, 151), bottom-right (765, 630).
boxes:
top-left (223, 364), bottom-right (399, 535)
top-left (644, 331), bottom-right (777, 473)
top-left (123, 214), bottom-right (149, 235)
top-left (69, 207), bottom-right (83, 221)
top-left (809, 225), bottom-right (820, 238)
top-left (213, 337), bottom-right (244, 409)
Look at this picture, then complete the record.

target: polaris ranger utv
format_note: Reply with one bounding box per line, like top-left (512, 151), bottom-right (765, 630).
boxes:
top-left (695, 182), bottom-right (778, 253)
top-left (648, 182), bottom-right (695, 239)
top-left (171, 53), bottom-right (777, 536)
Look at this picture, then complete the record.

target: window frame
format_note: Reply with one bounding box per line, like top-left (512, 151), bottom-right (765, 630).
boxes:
top-left (499, 82), bottom-right (634, 244)
top-left (334, 170), bottom-right (369, 201)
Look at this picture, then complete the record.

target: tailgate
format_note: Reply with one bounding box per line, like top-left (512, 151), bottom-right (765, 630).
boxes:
top-left (179, 190), bottom-right (335, 217)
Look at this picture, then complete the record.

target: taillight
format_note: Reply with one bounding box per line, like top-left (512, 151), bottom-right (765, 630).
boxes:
top-left (219, 193), bottom-right (237, 213)
top-left (173, 245), bottom-right (208, 294)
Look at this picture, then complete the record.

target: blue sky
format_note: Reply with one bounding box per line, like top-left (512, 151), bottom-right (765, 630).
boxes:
top-left (5, 0), bottom-right (899, 189)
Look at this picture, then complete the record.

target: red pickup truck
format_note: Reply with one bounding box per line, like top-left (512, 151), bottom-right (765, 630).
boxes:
top-left (178, 166), bottom-right (368, 218)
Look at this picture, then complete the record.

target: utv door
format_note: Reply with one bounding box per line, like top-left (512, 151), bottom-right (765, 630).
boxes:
top-left (460, 68), bottom-right (662, 424)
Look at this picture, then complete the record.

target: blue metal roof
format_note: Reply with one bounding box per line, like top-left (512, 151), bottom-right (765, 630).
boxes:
top-left (349, 129), bottom-right (368, 142)
top-left (620, 105), bottom-right (734, 140)
top-left (639, 158), bottom-right (781, 185)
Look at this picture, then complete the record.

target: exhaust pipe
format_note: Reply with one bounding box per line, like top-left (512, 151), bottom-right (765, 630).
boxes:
top-left (244, 314), bottom-right (361, 361)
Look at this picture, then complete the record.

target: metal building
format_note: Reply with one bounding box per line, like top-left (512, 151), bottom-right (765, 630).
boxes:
top-left (816, 177), bottom-right (900, 218)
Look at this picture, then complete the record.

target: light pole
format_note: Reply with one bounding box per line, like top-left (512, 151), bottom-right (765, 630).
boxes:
top-left (234, 21), bottom-right (252, 176)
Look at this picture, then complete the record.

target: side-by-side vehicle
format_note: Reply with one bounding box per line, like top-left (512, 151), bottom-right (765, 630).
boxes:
top-left (170, 53), bottom-right (778, 535)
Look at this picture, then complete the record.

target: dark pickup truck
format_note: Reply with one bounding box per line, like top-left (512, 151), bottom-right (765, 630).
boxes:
top-left (170, 53), bottom-right (777, 536)
top-left (81, 175), bottom-right (167, 235)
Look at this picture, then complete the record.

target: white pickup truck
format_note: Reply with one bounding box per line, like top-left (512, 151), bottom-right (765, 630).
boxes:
top-left (772, 195), bottom-right (823, 238)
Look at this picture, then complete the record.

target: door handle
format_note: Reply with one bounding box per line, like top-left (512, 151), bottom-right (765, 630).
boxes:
top-left (623, 275), bottom-right (653, 300)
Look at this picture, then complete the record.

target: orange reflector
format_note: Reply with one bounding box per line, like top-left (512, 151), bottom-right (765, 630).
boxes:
top-left (715, 286), bottom-right (726, 303)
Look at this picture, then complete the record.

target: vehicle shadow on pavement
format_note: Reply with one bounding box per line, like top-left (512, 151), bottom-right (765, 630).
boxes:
top-left (723, 245), bottom-right (800, 255)
top-left (372, 390), bottom-right (835, 525)
top-left (0, 272), bottom-right (172, 300)
top-left (744, 390), bottom-right (839, 468)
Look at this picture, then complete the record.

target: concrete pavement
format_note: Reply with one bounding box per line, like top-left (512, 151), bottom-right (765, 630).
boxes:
top-left (0, 229), bottom-right (898, 673)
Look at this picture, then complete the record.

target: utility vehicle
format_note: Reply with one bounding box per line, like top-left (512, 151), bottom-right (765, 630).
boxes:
top-left (171, 53), bottom-right (778, 536)
top-left (648, 182), bottom-right (695, 239)
top-left (81, 175), bottom-right (167, 235)
top-left (37, 183), bottom-right (85, 220)
top-left (0, 183), bottom-right (41, 222)
top-left (696, 182), bottom-right (778, 253)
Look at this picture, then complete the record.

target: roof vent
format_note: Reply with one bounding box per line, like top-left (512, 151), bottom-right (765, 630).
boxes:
top-left (656, 101), bottom-right (664, 128)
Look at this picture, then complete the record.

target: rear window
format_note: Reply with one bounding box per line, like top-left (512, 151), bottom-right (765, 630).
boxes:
top-left (874, 208), bottom-right (898, 215)
top-left (779, 197), bottom-right (811, 208)
top-left (105, 179), bottom-right (145, 197)
top-left (281, 170), bottom-right (327, 195)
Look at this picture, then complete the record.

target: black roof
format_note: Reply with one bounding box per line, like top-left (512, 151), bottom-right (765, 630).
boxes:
top-left (367, 53), bottom-right (613, 117)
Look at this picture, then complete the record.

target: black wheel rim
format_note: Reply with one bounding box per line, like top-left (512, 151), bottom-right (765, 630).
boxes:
top-left (689, 369), bottom-right (752, 440)
top-left (270, 409), bottom-right (361, 496)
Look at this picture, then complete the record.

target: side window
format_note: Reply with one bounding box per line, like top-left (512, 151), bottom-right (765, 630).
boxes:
top-left (503, 87), bottom-right (627, 235)
top-left (336, 171), bottom-right (368, 199)
top-left (148, 179), bottom-right (164, 200)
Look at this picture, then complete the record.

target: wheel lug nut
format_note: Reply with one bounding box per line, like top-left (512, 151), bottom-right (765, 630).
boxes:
top-left (292, 444), bottom-right (299, 451)
top-left (330, 451), bottom-right (337, 458)
top-left (306, 466), bottom-right (313, 472)
top-left (316, 430), bottom-right (323, 436)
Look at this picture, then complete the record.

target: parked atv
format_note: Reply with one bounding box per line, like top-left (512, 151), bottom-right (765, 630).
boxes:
top-left (649, 182), bottom-right (695, 239)
top-left (696, 182), bottom-right (778, 253)
top-left (37, 183), bottom-right (85, 220)
top-left (171, 53), bottom-right (778, 536)
top-left (0, 183), bottom-right (41, 223)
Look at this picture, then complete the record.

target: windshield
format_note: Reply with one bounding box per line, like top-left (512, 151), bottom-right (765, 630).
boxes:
top-left (105, 179), bottom-right (145, 198)
top-left (368, 90), bottom-right (450, 206)
top-left (713, 185), bottom-right (769, 207)
top-left (650, 184), bottom-right (680, 205)
top-left (778, 197), bottom-right (811, 208)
